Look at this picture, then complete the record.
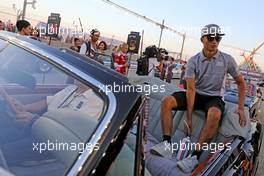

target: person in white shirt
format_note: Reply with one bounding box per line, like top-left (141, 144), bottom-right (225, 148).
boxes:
top-left (148, 57), bottom-right (159, 76)
top-left (79, 29), bottom-right (100, 58)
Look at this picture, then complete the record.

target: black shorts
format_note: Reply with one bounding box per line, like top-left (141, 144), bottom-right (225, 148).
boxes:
top-left (171, 91), bottom-right (225, 117)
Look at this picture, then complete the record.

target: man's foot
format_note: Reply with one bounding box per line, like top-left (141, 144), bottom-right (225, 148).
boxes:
top-left (150, 141), bottom-right (172, 159)
top-left (177, 155), bottom-right (198, 173)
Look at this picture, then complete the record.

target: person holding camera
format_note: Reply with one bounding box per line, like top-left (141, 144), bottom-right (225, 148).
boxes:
top-left (136, 45), bottom-right (159, 76)
top-left (156, 49), bottom-right (175, 83)
top-left (165, 56), bottom-right (176, 83)
top-left (179, 63), bottom-right (187, 89)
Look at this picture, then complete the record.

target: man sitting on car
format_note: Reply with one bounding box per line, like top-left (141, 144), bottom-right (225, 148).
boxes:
top-left (150, 24), bottom-right (247, 173)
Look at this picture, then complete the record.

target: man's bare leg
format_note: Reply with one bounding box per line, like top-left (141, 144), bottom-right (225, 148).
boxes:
top-left (150, 95), bottom-right (178, 157)
top-left (160, 96), bottom-right (178, 142)
top-left (195, 107), bottom-right (221, 156)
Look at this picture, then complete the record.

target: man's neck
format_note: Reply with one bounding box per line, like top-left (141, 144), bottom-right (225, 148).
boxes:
top-left (90, 40), bottom-right (97, 45)
top-left (203, 49), bottom-right (218, 59)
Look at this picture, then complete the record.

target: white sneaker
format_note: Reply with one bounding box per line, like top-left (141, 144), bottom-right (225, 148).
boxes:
top-left (177, 155), bottom-right (198, 173)
top-left (150, 141), bottom-right (172, 159)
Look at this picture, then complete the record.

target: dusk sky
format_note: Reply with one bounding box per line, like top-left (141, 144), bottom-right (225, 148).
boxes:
top-left (1, 0), bottom-right (263, 69)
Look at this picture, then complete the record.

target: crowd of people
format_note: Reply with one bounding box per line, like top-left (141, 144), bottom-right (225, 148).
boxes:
top-left (0, 20), bottom-right (16, 32)
top-left (1, 19), bottom-right (187, 80)
top-left (0, 19), bottom-right (40, 40)
top-left (1, 20), bottom-right (261, 98)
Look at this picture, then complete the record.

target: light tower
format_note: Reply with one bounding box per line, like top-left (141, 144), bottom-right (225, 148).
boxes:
top-left (21, 0), bottom-right (37, 20)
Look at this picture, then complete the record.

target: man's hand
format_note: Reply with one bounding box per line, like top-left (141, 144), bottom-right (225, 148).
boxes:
top-left (0, 87), bottom-right (26, 114)
top-left (124, 63), bottom-right (130, 68)
top-left (15, 112), bottom-right (34, 127)
top-left (235, 109), bottom-right (247, 127)
top-left (10, 97), bottom-right (26, 112)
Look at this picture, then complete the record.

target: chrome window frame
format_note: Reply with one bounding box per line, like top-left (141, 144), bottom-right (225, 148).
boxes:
top-left (0, 32), bottom-right (117, 176)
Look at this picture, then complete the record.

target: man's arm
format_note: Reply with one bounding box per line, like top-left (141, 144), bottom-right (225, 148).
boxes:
top-left (184, 58), bottom-right (196, 133)
top-left (186, 78), bottom-right (196, 133)
top-left (227, 56), bottom-right (247, 127)
top-left (24, 99), bottom-right (47, 113)
top-left (234, 74), bottom-right (247, 126)
top-left (234, 75), bottom-right (246, 110)
top-left (0, 88), bottom-right (47, 114)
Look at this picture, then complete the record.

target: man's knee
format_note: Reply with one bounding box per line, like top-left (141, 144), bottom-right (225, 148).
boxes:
top-left (161, 96), bottom-right (177, 109)
top-left (207, 107), bottom-right (221, 122)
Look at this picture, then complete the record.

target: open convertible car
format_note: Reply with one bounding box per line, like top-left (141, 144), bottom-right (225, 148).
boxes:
top-left (0, 31), bottom-right (263, 176)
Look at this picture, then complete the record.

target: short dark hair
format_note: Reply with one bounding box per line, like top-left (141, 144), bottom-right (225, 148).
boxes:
top-left (90, 29), bottom-right (100, 36)
top-left (74, 37), bottom-right (80, 42)
top-left (98, 41), bottom-right (107, 50)
top-left (16, 20), bottom-right (31, 31)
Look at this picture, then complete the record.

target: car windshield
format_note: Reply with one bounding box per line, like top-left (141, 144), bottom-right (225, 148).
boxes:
top-left (0, 40), bottom-right (106, 175)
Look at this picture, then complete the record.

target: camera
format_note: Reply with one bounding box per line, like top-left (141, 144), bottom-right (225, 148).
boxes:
top-left (137, 45), bottom-right (159, 75)
top-left (157, 48), bottom-right (169, 62)
top-left (143, 45), bottom-right (159, 58)
top-left (136, 45), bottom-right (169, 75)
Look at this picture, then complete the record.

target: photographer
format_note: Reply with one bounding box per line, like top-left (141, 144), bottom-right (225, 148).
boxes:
top-left (156, 49), bottom-right (175, 83)
top-left (147, 46), bottom-right (160, 76)
top-left (136, 46), bottom-right (174, 80)
top-left (136, 45), bottom-right (159, 76)
top-left (165, 56), bottom-right (176, 83)
top-left (179, 63), bottom-right (187, 89)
